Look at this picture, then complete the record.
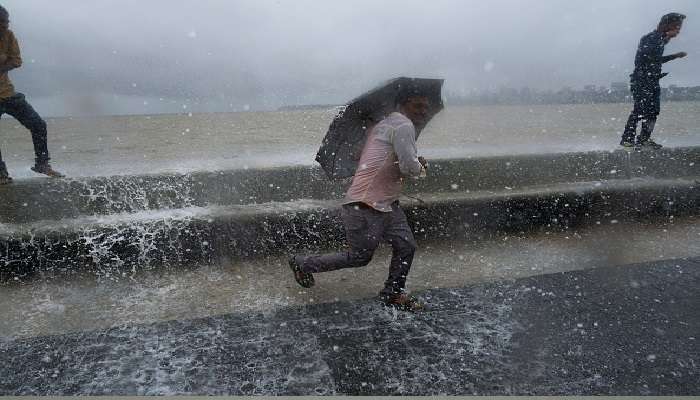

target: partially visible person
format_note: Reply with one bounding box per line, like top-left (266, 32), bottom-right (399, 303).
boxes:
top-left (289, 87), bottom-right (430, 312)
top-left (0, 4), bottom-right (63, 185)
top-left (620, 12), bottom-right (687, 150)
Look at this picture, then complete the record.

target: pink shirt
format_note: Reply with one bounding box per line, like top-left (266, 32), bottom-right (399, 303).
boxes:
top-left (343, 112), bottom-right (424, 212)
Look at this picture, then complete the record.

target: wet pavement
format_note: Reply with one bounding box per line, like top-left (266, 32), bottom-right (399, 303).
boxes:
top-left (2, 217), bottom-right (699, 339)
top-left (0, 256), bottom-right (697, 395)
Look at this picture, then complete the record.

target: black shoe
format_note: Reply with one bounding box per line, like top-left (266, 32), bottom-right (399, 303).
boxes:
top-left (637, 140), bottom-right (663, 150)
top-left (288, 256), bottom-right (314, 288)
top-left (620, 141), bottom-right (636, 150)
top-left (31, 163), bottom-right (65, 178)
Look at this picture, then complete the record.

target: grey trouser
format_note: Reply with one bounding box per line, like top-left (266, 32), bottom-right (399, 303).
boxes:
top-left (298, 202), bottom-right (417, 296)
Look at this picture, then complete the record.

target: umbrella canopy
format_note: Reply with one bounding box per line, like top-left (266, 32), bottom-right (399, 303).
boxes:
top-left (315, 77), bottom-right (444, 180)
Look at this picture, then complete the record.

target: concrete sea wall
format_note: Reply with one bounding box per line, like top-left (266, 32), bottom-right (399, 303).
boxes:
top-left (0, 147), bottom-right (698, 279)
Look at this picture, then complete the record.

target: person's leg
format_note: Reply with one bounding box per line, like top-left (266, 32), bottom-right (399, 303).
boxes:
top-left (0, 113), bottom-right (4, 169)
top-left (638, 117), bottom-right (657, 144)
top-left (297, 204), bottom-right (387, 274)
top-left (637, 85), bottom-right (661, 147)
top-left (621, 104), bottom-right (641, 145)
top-left (637, 85), bottom-right (662, 149)
top-left (1, 94), bottom-right (50, 165)
top-left (621, 83), bottom-right (642, 145)
top-left (0, 149), bottom-right (10, 184)
top-left (0, 107), bottom-right (10, 184)
top-left (378, 203), bottom-right (417, 298)
top-left (621, 113), bottom-right (640, 145)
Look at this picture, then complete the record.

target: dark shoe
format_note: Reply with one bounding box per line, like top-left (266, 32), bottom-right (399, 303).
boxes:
top-left (638, 140), bottom-right (663, 150)
top-left (288, 256), bottom-right (314, 288)
top-left (31, 163), bottom-right (65, 178)
top-left (380, 293), bottom-right (425, 312)
top-left (620, 141), bottom-right (637, 151)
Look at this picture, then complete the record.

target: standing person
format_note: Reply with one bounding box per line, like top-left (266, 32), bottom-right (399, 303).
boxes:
top-left (620, 13), bottom-right (687, 150)
top-left (0, 5), bottom-right (63, 185)
top-left (289, 89), bottom-right (430, 311)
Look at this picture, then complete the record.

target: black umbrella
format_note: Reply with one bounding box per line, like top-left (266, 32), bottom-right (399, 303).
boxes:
top-left (315, 77), bottom-right (444, 180)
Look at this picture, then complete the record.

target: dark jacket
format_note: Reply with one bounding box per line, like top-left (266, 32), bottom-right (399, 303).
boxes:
top-left (630, 30), bottom-right (678, 84)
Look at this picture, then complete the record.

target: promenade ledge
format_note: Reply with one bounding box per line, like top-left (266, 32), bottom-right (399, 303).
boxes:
top-left (1, 147), bottom-right (698, 278)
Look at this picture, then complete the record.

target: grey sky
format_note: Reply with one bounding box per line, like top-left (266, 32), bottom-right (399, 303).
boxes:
top-left (2, 0), bottom-right (699, 116)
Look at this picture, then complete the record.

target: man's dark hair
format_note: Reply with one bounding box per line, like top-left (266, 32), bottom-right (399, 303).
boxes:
top-left (0, 5), bottom-right (8, 20)
top-left (658, 12), bottom-right (686, 32)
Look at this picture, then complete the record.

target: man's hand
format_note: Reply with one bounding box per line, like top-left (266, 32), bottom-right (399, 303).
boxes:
top-left (418, 156), bottom-right (428, 169)
top-left (675, 51), bottom-right (688, 59)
